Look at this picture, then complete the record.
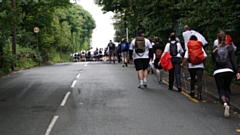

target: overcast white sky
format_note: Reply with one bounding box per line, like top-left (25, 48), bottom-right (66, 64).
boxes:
top-left (74, 0), bottom-right (115, 50)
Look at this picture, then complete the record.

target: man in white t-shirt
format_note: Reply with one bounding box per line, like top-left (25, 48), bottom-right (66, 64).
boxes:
top-left (129, 29), bottom-right (153, 89)
top-left (182, 25), bottom-right (192, 51)
top-left (182, 25), bottom-right (208, 50)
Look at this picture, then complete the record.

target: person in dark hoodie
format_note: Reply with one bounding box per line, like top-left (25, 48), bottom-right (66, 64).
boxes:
top-left (212, 31), bottom-right (240, 118)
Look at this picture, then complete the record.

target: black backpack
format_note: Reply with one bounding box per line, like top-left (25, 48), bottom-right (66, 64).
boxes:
top-left (169, 42), bottom-right (178, 56)
top-left (215, 44), bottom-right (229, 66)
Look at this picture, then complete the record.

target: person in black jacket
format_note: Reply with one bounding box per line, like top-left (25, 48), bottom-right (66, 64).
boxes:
top-left (212, 31), bottom-right (240, 117)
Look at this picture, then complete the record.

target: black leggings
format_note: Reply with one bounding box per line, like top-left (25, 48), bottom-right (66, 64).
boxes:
top-left (188, 68), bottom-right (203, 94)
top-left (214, 72), bottom-right (233, 105)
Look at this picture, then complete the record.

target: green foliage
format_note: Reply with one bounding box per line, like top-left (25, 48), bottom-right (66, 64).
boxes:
top-left (0, 1), bottom-right (96, 75)
top-left (95, 0), bottom-right (240, 85)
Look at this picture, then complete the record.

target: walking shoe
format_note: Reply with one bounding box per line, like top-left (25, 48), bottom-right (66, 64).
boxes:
top-left (122, 65), bottom-right (125, 67)
top-left (125, 62), bottom-right (128, 67)
top-left (224, 105), bottom-right (230, 117)
top-left (138, 85), bottom-right (144, 89)
top-left (189, 91), bottom-right (195, 98)
top-left (197, 94), bottom-right (202, 100)
top-left (178, 88), bottom-right (182, 92)
top-left (158, 80), bottom-right (162, 84)
top-left (143, 82), bottom-right (147, 88)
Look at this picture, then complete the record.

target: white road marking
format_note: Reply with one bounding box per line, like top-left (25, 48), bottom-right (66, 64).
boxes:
top-left (76, 73), bottom-right (80, 78)
top-left (60, 92), bottom-right (71, 106)
top-left (84, 62), bottom-right (88, 67)
top-left (45, 116), bottom-right (59, 135)
top-left (71, 80), bottom-right (77, 88)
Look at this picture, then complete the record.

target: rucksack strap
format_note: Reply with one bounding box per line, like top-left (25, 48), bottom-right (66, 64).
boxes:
top-left (136, 47), bottom-right (149, 57)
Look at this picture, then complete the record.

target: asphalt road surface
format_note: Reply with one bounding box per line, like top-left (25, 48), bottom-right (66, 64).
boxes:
top-left (0, 61), bottom-right (240, 135)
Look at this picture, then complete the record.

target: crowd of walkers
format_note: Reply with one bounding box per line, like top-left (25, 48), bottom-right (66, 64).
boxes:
top-left (106, 25), bottom-right (240, 118)
top-left (72, 25), bottom-right (240, 118)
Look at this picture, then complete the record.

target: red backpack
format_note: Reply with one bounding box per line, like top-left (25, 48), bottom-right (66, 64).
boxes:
top-left (187, 40), bottom-right (205, 65)
top-left (225, 34), bottom-right (232, 45)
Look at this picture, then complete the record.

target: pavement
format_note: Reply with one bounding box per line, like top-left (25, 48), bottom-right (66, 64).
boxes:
top-left (161, 68), bottom-right (240, 112)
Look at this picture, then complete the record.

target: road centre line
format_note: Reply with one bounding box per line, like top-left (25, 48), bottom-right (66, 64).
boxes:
top-left (76, 73), bottom-right (80, 78)
top-left (84, 62), bottom-right (88, 67)
top-left (71, 80), bottom-right (77, 88)
top-left (60, 92), bottom-right (71, 106)
top-left (45, 116), bottom-right (59, 135)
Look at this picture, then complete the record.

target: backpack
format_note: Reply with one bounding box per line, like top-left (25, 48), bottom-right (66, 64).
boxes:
top-left (135, 37), bottom-right (145, 53)
top-left (121, 42), bottom-right (128, 52)
top-left (109, 43), bottom-right (114, 49)
top-left (215, 44), bottom-right (229, 66)
top-left (169, 42), bottom-right (178, 56)
top-left (225, 34), bottom-right (232, 45)
top-left (187, 40), bottom-right (205, 65)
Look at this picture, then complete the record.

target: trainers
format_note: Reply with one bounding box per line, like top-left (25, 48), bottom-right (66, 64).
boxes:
top-left (197, 94), bottom-right (202, 100)
top-left (143, 82), bottom-right (147, 88)
top-left (125, 62), bottom-right (128, 67)
top-left (138, 85), bottom-right (144, 89)
top-left (158, 80), bottom-right (162, 84)
top-left (122, 65), bottom-right (125, 67)
top-left (224, 105), bottom-right (230, 117)
top-left (189, 91), bottom-right (195, 98)
top-left (178, 88), bottom-right (182, 92)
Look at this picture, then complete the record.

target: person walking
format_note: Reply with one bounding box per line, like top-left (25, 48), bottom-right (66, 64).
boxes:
top-left (107, 40), bottom-right (116, 63)
top-left (213, 30), bottom-right (237, 94)
top-left (182, 25), bottom-right (192, 51)
top-left (212, 31), bottom-right (240, 117)
top-left (120, 38), bottom-right (129, 67)
top-left (153, 37), bottom-right (165, 84)
top-left (98, 48), bottom-right (103, 61)
top-left (181, 35), bottom-right (207, 100)
top-left (116, 43), bottom-right (121, 63)
top-left (163, 33), bottom-right (184, 92)
top-left (129, 29), bottom-right (153, 89)
top-left (148, 38), bottom-right (155, 74)
top-left (182, 25), bottom-right (208, 50)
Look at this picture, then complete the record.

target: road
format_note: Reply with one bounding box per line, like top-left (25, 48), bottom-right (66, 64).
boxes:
top-left (0, 61), bottom-right (240, 135)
